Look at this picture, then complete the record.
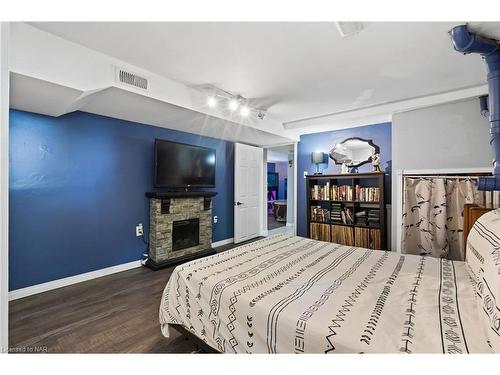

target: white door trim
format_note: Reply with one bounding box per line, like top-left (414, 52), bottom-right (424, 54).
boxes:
top-left (0, 22), bottom-right (9, 352)
top-left (293, 142), bottom-right (298, 236)
top-left (394, 167), bottom-right (492, 253)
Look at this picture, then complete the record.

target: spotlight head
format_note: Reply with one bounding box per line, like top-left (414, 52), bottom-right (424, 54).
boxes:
top-left (207, 96), bottom-right (217, 108)
top-left (240, 106), bottom-right (250, 117)
top-left (228, 99), bottom-right (239, 111)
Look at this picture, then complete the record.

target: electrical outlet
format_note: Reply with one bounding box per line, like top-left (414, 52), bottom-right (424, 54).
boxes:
top-left (136, 223), bottom-right (143, 237)
top-left (213, 216), bottom-right (218, 224)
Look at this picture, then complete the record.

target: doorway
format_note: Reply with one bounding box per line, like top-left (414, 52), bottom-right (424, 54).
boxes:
top-left (266, 144), bottom-right (295, 234)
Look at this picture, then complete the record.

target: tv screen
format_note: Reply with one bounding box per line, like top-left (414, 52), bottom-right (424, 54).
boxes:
top-left (154, 139), bottom-right (216, 188)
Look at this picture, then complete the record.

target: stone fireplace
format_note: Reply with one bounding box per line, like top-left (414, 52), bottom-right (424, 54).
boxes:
top-left (145, 191), bottom-right (217, 269)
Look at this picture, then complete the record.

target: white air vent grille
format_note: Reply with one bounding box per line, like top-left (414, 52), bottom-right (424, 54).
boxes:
top-left (117, 69), bottom-right (148, 90)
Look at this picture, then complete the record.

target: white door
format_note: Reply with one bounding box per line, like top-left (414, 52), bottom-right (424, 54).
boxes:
top-left (234, 143), bottom-right (263, 243)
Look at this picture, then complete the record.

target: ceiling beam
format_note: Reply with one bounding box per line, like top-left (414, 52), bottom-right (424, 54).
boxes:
top-left (284, 84), bottom-right (488, 135)
top-left (10, 23), bottom-right (290, 141)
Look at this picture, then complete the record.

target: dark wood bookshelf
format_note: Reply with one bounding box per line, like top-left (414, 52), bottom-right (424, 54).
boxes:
top-left (306, 172), bottom-right (387, 250)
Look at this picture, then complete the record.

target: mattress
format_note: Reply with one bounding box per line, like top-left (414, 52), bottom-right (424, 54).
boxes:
top-left (159, 234), bottom-right (492, 353)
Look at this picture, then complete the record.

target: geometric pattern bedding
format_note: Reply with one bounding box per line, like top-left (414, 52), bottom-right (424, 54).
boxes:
top-left (159, 234), bottom-right (492, 353)
top-left (465, 209), bottom-right (500, 353)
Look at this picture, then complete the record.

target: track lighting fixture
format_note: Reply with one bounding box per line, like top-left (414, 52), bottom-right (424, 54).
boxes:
top-left (204, 86), bottom-right (266, 120)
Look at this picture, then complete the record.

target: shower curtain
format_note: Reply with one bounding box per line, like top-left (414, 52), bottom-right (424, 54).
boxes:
top-left (401, 177), bottom-right (478, 261)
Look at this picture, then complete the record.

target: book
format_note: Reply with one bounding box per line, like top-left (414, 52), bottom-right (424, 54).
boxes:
top-left (355, 185), bottom-right (380, 202)
top-left (331, 225), bottom-right (354, 246)
top-left (311, 206), bottom-right (330, 222)
top-left (310, 223), bottom-right (330, 242)
top-left (354, 227), bottom-right (382, 250)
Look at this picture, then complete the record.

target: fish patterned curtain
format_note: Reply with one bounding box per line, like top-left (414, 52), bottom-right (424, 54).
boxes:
top-left (401, 177), bottom-right (478, 261)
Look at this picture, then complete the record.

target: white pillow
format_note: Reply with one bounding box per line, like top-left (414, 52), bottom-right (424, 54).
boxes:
top-left (466, 208), bottom-right (500, 352)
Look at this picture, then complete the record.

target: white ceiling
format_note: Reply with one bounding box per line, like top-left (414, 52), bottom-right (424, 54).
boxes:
top-left (10, 73), bottom-right (293, 146)
top-left (28, 21), bottom-right (500, 126)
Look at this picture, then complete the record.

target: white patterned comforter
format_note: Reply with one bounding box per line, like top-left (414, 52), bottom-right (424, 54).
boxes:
top-left (159, 234), bottom-right (491, 353)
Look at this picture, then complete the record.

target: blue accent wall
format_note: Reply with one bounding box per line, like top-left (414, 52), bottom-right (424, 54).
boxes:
top-left (296, 122), bottom-right (392, 237)
top-left (9, 109), bottom-right (234, 290)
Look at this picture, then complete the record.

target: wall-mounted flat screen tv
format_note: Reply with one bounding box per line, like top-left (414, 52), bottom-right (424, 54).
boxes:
top-left (154, 139), bottom-right (216, 188)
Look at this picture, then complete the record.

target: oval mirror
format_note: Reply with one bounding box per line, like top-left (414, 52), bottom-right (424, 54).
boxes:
top-left (329, 137), bottom-right (380, 168)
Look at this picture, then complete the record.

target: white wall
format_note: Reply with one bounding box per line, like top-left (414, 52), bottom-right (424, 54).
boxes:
top-left (0, 22), bottom-right (9, 352)
top-left (391, 97), bottom-right (493, 249)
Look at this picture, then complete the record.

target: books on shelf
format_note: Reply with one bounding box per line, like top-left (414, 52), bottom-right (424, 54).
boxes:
top-left (310, 182), bottom-right (331, 200)
top-left (310, 224), bottom-right (381, 249)
top-left (355, 185), bottom-right (380, 202)
top-left (354, 227), bottom-right (381, 250)
top-left (329, 204), bottom-right (354, 224)
top-left (311, 183), bottom-right (352, 201)
top-left (331, 225), bottom-right (354, 246)
top-left (310, 223), bottom-right (330, 242)
top-left (331, 185), bottom-right (353, 201)
top-left (354, 209), bottom-right (380, 227)
top-left (311, 205), bottom-right (330, 222)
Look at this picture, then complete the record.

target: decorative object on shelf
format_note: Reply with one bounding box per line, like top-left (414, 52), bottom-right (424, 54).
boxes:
top-left (371, 153), bottom-right (382, 172)
top-left (329, 137), bottom-right (380, 169)
top-left (311, 151), bottom-right (328, 175)
top-left (341, 162), bottom-right (349, 174)
top-left (349, 166), bottom-right (359, 174)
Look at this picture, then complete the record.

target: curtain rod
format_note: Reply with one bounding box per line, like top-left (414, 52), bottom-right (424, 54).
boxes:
top-left (403, 172), bottom-right (490, 177)
top-left (403, 175), bottom-right (482, 179)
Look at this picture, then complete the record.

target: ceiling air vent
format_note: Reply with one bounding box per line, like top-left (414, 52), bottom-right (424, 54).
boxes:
top-left (117, 69), bottom-right (148, 90)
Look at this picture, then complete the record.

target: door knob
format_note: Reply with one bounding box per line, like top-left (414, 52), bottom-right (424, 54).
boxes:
top-left (235, 201), bottom-right (244, 206)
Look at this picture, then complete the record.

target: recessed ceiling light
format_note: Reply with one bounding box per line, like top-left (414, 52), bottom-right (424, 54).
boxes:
top-left (228, 99), bottom-right (239, 111)
top-left (240, 106), bottom-right (250, 117)
top-left (207, 96), bottom-right (217, 108)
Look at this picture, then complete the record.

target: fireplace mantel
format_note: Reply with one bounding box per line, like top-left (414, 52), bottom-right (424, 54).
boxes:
top-left (145, 191), bottom-right (217, 199)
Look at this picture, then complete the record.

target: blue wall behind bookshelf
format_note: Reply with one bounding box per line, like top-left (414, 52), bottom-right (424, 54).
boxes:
top-left (9, 109), bottom-right (234, 290)
top-left (296, 122), bottom-right (392, 237)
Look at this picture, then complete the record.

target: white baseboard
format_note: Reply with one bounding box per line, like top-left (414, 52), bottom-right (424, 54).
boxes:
top-left (212, 237), bottom-right (234, 248)
top-left (9, 260), bottom-right (142, 301)
top-left (10, 238), bottom-right (236, 301)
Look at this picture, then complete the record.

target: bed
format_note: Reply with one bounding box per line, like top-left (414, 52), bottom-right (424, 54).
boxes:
top-left (159, 209), bottom-right (500, 354)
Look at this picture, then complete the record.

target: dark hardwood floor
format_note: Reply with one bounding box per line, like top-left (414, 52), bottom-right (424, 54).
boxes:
top-left (268, 213), bottom-right (286, 230)
top-left (8, 239), bottom-right (260, 353)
